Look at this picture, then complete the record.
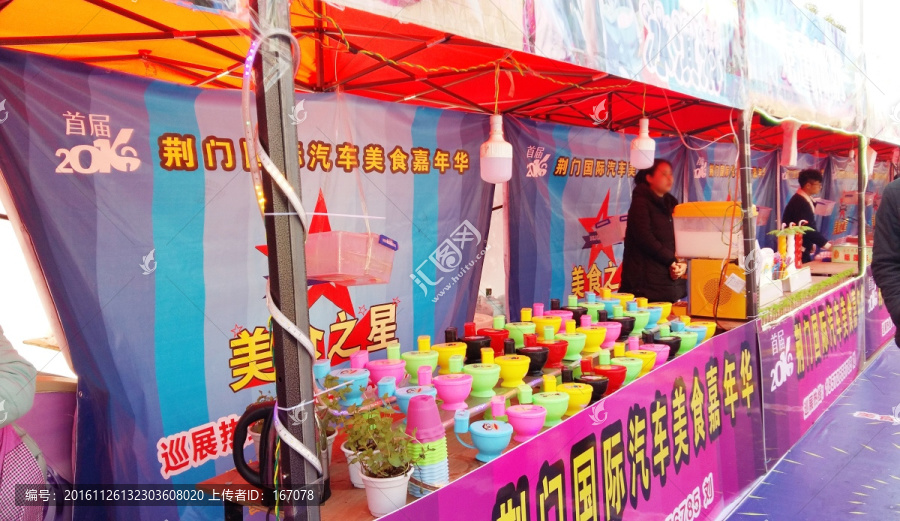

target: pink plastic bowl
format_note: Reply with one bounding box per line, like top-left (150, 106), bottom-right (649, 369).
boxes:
top-left (596, 322), bottom-right (622, 349)
top-left (433, 373), bottom-right (474, 411)
top-left (366, 359), bottom-right (407, 387)
top-left (642, 344), bottom-right (671, 370)
top-left (506, 404), bottom-right (547, 443)
top-left (542, 310), bottom-right (574, 332)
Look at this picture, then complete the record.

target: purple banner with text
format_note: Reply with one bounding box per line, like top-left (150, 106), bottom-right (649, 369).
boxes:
top-left (758, 277), bottom-right (863, 466)
top-left (383, 321), bottom-right (765, 521)
top-left (865, 272), bottom-right (896, 358)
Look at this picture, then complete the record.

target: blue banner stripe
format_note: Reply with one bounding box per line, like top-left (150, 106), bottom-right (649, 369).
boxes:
top-left (410, 108), bottom-right (442, 340)
top-left (548, 124), bottom-right (571, 300)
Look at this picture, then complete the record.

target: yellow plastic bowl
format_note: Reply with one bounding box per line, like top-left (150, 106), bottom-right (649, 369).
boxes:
top-left (612, 293), bottom-right (635, 308)
top-left (690, 321), bottom-right (716, 342)
top-left (432, 342), bottom-right (467, 375)
top-left (559, 383), bottom-right (592, 416)
top-left (648, 302), bottom-right (673, 321)
top-left (576, 325), bottom-right (606, 354)
top-left (496, 355), bottom-right (530, 388)
top-left (624, 350), bottom-right (657, 376)
top-left (532, 316), bottom-right (562, 340)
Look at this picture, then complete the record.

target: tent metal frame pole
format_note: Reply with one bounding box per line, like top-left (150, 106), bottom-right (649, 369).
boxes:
top-left (858, 136), bottom-right (868, 276)
top-left (253, 0), bottom-right (321, 519)
top-left (738, 108), bottom-right (759, 319)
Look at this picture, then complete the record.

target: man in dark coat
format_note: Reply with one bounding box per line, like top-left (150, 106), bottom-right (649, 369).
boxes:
top-left (619, 159), bottom-right (687, 303)
top-left (872, 178), bottom-right (900, 345)
top-left (782, 169), bottom-right (831, 263)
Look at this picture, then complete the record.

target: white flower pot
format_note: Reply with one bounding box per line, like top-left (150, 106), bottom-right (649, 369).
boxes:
top-left (326, 431), bottom-right (337, 465)
top-left (360, 465), bottom-right (413, 517)
top-left (341, 441), bottom-right (365, 489)
top-left (249, 430), bottom-right (261, 462)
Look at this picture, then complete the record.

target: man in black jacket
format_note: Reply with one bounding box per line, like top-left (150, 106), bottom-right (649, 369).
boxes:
top-left (872, 178), bottom-right (900, 345)
top-left (782, 169), bottom-right (832, 263)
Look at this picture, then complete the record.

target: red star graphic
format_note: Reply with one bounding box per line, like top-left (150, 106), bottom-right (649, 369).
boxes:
top-left (392, 297), bottom-right (401, 306)
top-left (357, 305), bottom-right (367, 316)
top-left (578, 190), bottom-right (618, 268)
top-left (230, 324), bottom-right (243, 337)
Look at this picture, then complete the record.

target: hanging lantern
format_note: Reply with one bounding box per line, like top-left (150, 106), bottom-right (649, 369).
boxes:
top-left (629, 118), bottom-right (655, 170)
top-left (480, 114), bottom-right (513, 184)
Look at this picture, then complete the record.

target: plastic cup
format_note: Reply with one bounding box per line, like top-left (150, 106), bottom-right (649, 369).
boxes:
top-left (386, 343), bottom-right (401, 361)
top-left (463, 363), bottom-right (501, 398)
top-left (448, 355), bottom-right (464, 374)
top-left (405, 394), bottom-right (445, 443)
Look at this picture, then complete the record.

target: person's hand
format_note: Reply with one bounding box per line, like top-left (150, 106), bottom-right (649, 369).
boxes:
top-left (670, 262), bottom-right (687, 280)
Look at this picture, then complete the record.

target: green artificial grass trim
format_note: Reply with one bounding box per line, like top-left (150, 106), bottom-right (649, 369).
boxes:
top-left (759, 268), bottom-right (856, 325)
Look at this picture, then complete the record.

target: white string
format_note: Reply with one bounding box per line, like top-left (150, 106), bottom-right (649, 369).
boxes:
top-left (274, 381), bottom-right (352, 413)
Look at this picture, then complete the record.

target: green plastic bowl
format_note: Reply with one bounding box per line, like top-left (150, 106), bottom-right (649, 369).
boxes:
top-left (505, 322), bottom-right (537, 347)
top-left (402, 351), bottom-right (439, 384)
top-left (672, 331), bottom-right (699, 355)
top-left (583, 303), bottom-right (606, 322)
top-left (532, 392), bottom-right (570, 427)
top-left (623, 310), bottom-right (651, 336)
top-left (463, 363), bottom-right (501, 398)
top-left (610, 357), bottom-right (643, 385)
top-left (555, 332), bottom-right (587, 361)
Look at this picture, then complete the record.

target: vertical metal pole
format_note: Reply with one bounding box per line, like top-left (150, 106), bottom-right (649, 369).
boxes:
top-left (253, 1), bottom-right (320, 519)
top-left (858, 136), bottom-right (868, 276)
top-left (738, 109), bottom-right (759, 319)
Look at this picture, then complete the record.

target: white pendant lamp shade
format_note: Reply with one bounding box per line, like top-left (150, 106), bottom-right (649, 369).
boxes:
top-left (480, 114), bottom-right (513, 184)
top-left (630, 118), bottom-right (656, 170)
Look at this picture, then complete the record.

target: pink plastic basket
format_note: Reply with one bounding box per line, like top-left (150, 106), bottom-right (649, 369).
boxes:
top-left (305, 231), bottom-right (398, 286)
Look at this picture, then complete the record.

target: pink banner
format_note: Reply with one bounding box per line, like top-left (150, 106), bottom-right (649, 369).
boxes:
top-left (384, 321), bottom-right (765, 521)
top-left (865, 272), bottom-right (896, 358)
top-left (759, 277), bottom-right (863, 465)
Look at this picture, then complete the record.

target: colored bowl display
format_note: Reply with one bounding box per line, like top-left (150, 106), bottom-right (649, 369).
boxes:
top-left (538, 339), bottom-right (568, 369)
top-left (432, 342), bottom-right (467, 375)
top-left (612, 293), bottom-right (635, 307)
top-left (623, 350), bottom-right (657, 375)
top-left (561, 306), bottom-right (588, 325)
top-left (672, 331), bottom-right (699, 355)
top-left (433, 373), bottom-right (474, 410)
top-left (495, 355), bottom-right (531, 388)
top-left (576, 324), bottom-right (606, 354)
top-left (330, 368), bottom-right (371, 407)
top-left (555, 331), bottom-right (587, 361)
top-left (610, 357), bottom-right (643, 385)
top-left (505, 322), bottom-right (537, 347)
top-left (648, 302), bottom-right (673, 320)
top-left (558, 382), bottom-right (593, 416)
top-left (592, 364), bottom-right (627, 394)
top-left (366, 359), bottom-right (407, 387)
top-left (542, 310), bottom-right (574, 332)
top-left (690, 321), bottom-right (717, 342)
top-left (583, 303), bottom-right (607, 323)
top-left (644, 306), bottom-right (664, 327)
top-left (610, 316), bottom-right (636, 340)
top-left (465, 420), bottom-right (514, 462)
top-left (685, 325), bottom-right (710, 345)
top-left (394, 385), bottom-right (438, 415)
top-left (642, 344), bottom-right (671, 369)
top-left (462, 335), bottom-right (491, 363)
top-left (532, 316), bottom-right (562, 339)
top-left (655, 336), bottom-right (682, 360)
top-left (401, 351), bottom-right (439, 385)
top-left (463, 363), bottom-right (501, 398)
top-left (478, 328), bottom-right (511, 357)
top-left (623, 309), bottom-right (651, 336)
top-left (595, 322), bottom-right (622, 349)
top-left (532, 392), bottom-right (570, 427)
top-left (576, 375), bottom-right (610, 403)
top-left (506, 404), bottom-right (548, 442)
top-left (518, 346), bottom-right (549, 376)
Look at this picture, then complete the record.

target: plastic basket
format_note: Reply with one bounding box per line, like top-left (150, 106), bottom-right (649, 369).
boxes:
top-left (593, 214), bottom-right (628, 246)
top-left (305, 231), bottom-right (398, 286)
top-left (813, 199), bottom-right (836, 216)
top-left (673, 202), bottom-right (756, 260)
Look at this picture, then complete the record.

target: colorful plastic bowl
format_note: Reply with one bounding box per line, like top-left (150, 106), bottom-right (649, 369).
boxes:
top-left (623, 309), bottom-right (651, 336)
top-left (542, 310), bottom-right (573, 332)
top-left (496, 355), bottom-right (530, 388)
top-left (642, 344), bottom-right (671, 370)
top-left (595, 322), bottom-right (622, 349)
top-left (577, 324), bottom-right (606, 354)
top-left (623, 350), bottom-right (657, 375)
top-left (644, 306), bottom-right (664, 327)
top-left (538, 339), bottom-right (568, 369)
top-left (555, 331), bottom-right (587, 361)
top-left (478, 328), bottom-right (511, 357)
top-left (612, 293), bottom-right (635, 307)
top-left (506, 404), bottom-right (547, 442)
top-left (366, 359), bottom-right (406, 387)
top-left (462, 335), bottom-right (491, 363)
top-left (648, 302), bottom-right (673, 321)
top-left (432, 342), bottom-right (467, 375)
top-left (610, 316), bottom-right (636, 340)
top-left (558, 382), bottom-right (593, 416)
top-left (518, 346), bottom-right (549, 377)
top-left (463, 363), bottom-right (501, 398)
top-left (433, 373), bottom-right (474, 411)
top-left (583, 303), bottom-right (607, 323)
top-left (686, 325), bottom-right (709, 345)
top-left (655, 336), bottom-right (682, 360)
top-left (593, 364), bottom-right (627, 395)
top-left (532, 392), bottom-right (570, 427)
top-left (401, 350), bottom-right (439, 385)
top-left (578, 374), bottom-right (610, 402)
top-left (691, 321), bottom-right (717, 342)
top-left (610, 357), bottom-right (643, 385)
top-left (672, 331), bottom-right (699, 355)
top-left (394, 385), bottom-right (438, 415)
top-left (330, 368), bottom-right (371, 407)
top-left (505, 322), bottom-right (537, 347)
top-left (461, 420), bottom-right (513, 463)
top-left (532, 316), bottom-right (562, 339)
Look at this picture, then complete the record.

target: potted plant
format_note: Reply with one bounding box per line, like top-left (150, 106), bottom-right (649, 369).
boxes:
top-left (316, 375), bottom-right (349, 465)
top-left (348, 402), bottom-right (421, 517)
top-left (246, 389), bottom-right (276, 461)
top-left (340, 399), bottom-right (380, 489)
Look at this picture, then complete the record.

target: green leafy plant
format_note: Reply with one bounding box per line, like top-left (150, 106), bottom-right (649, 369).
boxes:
top-left (347, 401), bottom-right (424, 479)
top-left (315, 375), bottom-right (350, 452)
top-left (247, 389), bottom-right (276, 434)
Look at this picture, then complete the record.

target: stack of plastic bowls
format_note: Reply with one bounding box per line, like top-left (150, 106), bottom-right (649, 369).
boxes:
top-left (405, 395), bottom-right (449, 497)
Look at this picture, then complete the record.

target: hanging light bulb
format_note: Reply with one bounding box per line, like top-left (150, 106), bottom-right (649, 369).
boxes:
top-left (630, 117), bottom-right (655, 170)
top-left (480, 114), bottom-right (513, 184)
